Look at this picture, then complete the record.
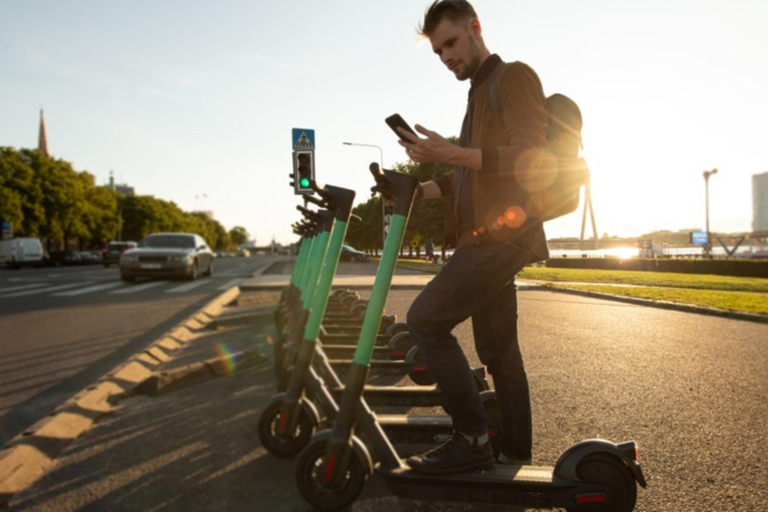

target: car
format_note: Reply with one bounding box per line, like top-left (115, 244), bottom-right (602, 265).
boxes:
top-left (77, 251), bottom-right (102, 264)
top-left (119, 233), bottom-right (214, 282)
top-left (102, 241), bottom-right (138, 267)
top-left (45, 250), bottom-right (82, 267)
top-left (340, 244), bottom-right (370, 263)
top-left (0, 237), bottom-right (45, 269)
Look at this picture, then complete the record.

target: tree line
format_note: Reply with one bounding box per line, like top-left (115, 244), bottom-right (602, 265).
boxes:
top-left (0, 147), bottom-right (249, 251)
top-left (345, 152), bottom-right (454, 257)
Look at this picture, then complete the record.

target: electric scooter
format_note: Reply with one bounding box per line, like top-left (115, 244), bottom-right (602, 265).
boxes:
top-left (293, 164), bottom-right (646, 511)
top-left (258, 183), bottom-right (499, 458)
top-left (274, 208), bottom-right (437, 387)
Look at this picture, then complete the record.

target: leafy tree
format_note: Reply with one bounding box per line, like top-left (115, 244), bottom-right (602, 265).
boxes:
top-left (229, 226), bottom-right (249, 248)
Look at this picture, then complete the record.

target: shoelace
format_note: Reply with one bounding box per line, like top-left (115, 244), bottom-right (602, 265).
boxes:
top-left (424, 433), bottom-right (465, 458)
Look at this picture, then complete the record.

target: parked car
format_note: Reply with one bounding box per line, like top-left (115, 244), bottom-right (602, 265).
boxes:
top-left (340, 244), bottom-right (370, 263)
top-left (45, 250), bottom-right (83, 267)
top-left (0, 237), bottom-right (45, 269)
top-left (119, 233), bottom-right (214, 282)
top-left (77, 251), bottom-right (102, 264)
top-left (102, 241), bottom-right (138, 267)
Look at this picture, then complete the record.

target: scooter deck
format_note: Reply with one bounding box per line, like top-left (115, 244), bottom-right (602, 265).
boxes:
top-left (332, 386), bottom-right (444, 408)
top-left (322, 344), bottom-right (394, 359)
top-left (378, 464), bottom-right (599, 508)
top-left (371, 414), bottom-right (457, 446)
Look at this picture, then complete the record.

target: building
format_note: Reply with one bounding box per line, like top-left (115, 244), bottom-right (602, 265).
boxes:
top-left (108, 171), bottom-right (135, 196)
top-left (38, 108), bottom-right (49, 158)
top-left (753, 172), bottom-right (768, 234)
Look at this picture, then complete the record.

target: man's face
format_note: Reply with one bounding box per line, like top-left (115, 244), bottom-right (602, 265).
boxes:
top-left (429, 18), bottom-right (482, 81)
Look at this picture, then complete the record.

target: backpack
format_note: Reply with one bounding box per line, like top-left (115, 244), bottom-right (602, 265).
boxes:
top-left (488, 65), bottom-right (590, 222)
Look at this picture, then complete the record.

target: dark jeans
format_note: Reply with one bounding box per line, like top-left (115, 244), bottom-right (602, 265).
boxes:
top-left (406, 241), bottom-right (533, 459)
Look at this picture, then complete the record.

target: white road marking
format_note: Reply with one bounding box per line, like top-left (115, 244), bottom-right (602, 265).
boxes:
top-left (110, 281), bottom-right (167, 294)
top-left (166, 280), bottom-right (211, 293)
top-left (0, 283), bottom-right (48, 294)
top-left (217, 278), bottom-right (245, 290)
top-left (53, 282), bottom-right (124, 296)
top-left (1, 282), bottom-right (92, 298)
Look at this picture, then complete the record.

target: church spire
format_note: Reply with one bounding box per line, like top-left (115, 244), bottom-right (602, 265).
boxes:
top-left (38, 108), bottom-right (49, 158)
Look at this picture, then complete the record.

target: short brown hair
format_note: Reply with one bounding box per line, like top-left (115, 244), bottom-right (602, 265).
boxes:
top-left (418, 0), bottom-right (478, 36)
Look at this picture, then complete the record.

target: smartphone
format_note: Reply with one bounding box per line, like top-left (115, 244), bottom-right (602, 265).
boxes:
top-left (385, 114), bottom-right (417, 141)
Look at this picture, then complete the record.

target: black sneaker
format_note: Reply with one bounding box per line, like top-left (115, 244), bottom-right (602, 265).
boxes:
top-left (406, 432), bottom-right (495, 475)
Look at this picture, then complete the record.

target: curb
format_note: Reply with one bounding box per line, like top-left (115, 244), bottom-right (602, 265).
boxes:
top-left (133, 350), bottom-right (267, 397)
top-left (0, 286), bottom-right (241, 506)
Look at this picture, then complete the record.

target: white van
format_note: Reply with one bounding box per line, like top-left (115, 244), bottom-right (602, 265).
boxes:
top-left (0, 237), bottom-right (45, 269)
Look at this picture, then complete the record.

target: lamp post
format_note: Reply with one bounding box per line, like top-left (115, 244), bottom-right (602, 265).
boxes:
top-left (342, 142), bottom-right (387, 249)
top-left (703, 168), bottom-right (718, 258)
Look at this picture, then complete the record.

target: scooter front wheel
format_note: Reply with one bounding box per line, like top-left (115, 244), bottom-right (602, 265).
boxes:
top-left (295, 439), bottom-right (368, 512)
top-left (257, 400), bottom-right (315, 458)
top-left (567, 453), bottom-right (637, 512)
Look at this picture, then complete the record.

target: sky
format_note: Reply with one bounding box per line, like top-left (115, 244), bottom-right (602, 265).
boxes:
top-left (2, 0), bottom-right (767, 245)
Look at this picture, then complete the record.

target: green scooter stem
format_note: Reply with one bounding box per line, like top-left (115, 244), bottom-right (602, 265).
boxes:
top-left (322, 166), bottom-right (417, 487)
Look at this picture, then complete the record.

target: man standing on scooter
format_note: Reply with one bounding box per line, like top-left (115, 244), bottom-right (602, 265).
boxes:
top-left (396, 0), bottom-right (550, 474)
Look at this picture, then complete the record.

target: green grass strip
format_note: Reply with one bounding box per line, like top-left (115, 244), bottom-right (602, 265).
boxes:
top-left (519, 266), bottom-right (768, 293)
top-left (546, 283), bottom-right (768, 316)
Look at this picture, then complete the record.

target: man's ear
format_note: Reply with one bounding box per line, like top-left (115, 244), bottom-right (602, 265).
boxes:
top-left (470, 19), bottom-right (482, 36)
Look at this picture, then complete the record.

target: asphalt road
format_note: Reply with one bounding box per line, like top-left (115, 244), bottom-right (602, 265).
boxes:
top-left (0, 256), bottom-right (269, 447)
top-left (5, 273), bottom-right (767, 511)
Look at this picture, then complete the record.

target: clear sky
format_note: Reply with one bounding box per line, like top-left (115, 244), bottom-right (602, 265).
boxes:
top-left (2, 1), bottom-right (767, 245)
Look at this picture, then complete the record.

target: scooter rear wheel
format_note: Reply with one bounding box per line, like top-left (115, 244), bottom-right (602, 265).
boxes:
top-left (567, 453), bottom-right (637, 512)
top-left (405, 346), bottom-right (436, 386)
top-left (295, 439), bottom-right (368, 511)
top-left (257, 400), bottom-right (315, 458)
top-left (387, 331), bottom-right (414, 360)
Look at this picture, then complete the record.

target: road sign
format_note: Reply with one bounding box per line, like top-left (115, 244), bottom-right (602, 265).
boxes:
top-left (292, 128), bottom-right (315, 151)
top-left (1, 221), bottom-right (11, 240)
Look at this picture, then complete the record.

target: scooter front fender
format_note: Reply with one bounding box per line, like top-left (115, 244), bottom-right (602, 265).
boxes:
top-left (553, 439), bottom-right (647, 488)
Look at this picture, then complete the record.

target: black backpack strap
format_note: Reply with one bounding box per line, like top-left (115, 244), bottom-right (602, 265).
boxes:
top-left (487, 62), bottom-right (507, 113)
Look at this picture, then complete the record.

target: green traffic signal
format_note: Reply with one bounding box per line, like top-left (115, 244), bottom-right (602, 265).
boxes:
top-left (293, 150), bottom-right (315, 194)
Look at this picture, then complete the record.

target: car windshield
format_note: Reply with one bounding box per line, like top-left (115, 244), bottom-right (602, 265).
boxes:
top-left (139, 235), bottom-right (195, 249)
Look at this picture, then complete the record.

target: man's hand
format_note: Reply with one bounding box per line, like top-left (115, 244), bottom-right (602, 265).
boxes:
top-left (398, 124), bottom-right (482, 170)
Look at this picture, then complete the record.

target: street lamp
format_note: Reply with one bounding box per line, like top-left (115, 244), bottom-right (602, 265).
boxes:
top-left (703, 168), bottom-right (718, 258)
top-left (342, 142), bottom-right (387, 249)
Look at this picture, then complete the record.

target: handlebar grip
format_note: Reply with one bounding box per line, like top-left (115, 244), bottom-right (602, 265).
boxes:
top-left (369, 162), bottom-right (384, 178)
top-left (310, 180), bottom-right (331, 200)
top-left (304, 194), bottom-right (325, 207)
top-left (296, 205), bottom-right (319, 220)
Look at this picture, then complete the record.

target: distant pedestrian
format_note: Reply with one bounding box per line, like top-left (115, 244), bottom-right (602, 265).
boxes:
top-left (425, 238), bottom-right (435, 264)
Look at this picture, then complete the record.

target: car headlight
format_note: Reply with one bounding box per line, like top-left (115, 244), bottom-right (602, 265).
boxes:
top-left (171, 255), bottom-right (191, 262)
top-left (121, 255), bottom-right (138, 262)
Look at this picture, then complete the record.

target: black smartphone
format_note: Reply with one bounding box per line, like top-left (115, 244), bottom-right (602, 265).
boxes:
top-left (385, 114), bottom-right (417, 141)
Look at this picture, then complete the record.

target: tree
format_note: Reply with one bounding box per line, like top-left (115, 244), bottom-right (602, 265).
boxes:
top-left (229, 226), bottom-right (249, 248)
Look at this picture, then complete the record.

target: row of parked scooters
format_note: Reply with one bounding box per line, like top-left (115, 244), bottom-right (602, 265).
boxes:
top-left (257, 164), bottom-right (646, 511)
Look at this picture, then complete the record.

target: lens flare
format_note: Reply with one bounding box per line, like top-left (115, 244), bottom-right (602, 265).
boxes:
top-left (214, 342), bottom-right (242, 375)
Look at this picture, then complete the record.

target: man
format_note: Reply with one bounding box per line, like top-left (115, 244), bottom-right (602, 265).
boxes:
top-left (424, 237), bottom-right (435, 264)
top-left (396, 0), bottom-right (550, 475)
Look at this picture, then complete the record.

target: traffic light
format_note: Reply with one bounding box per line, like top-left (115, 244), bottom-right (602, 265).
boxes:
top-left (293, 150), bottom-right (314, 194)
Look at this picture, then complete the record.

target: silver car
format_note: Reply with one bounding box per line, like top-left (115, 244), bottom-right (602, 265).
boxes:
top-left (119, 233), bottom-right (214, 282)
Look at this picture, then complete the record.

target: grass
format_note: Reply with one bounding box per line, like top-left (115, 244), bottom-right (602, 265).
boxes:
top-left (384, 257), bottom-right (768, 317)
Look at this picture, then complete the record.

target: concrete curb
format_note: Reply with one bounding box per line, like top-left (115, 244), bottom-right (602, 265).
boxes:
top-left (0, 286), bottom-right (241, 506)
top-left (133, 350), bottom-right (267, 397)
